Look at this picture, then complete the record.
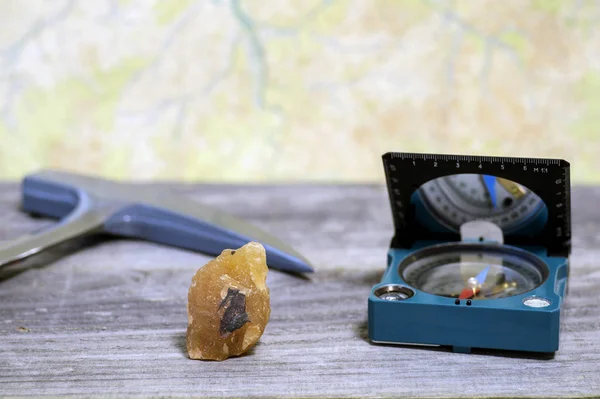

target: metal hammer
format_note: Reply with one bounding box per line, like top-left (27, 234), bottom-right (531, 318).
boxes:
top-left (0, 171), bottom-right (313, 273)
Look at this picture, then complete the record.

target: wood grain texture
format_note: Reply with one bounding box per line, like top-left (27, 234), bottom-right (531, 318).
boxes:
top-left (0, 183), bottom-right (599, 398)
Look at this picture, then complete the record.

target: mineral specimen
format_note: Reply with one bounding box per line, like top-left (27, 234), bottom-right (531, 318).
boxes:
top-left (186, 242), bottom-right (271, 361)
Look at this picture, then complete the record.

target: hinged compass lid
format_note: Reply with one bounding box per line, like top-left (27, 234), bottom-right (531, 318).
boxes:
top-left (382, 152), bottom-right (571, 257)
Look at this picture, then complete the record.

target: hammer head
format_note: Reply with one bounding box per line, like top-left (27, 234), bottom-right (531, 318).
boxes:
top-left (21, 170), bottom-right (313, 274)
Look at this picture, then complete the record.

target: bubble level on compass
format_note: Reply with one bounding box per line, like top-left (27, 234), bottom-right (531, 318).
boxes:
top-left (417, 174), bottom-right (546, 233)
top-left (400, 243), bottom-right (548, 300)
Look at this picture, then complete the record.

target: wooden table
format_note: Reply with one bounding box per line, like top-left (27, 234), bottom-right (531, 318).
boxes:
top-left (1, 183), bottom-right (599, 398)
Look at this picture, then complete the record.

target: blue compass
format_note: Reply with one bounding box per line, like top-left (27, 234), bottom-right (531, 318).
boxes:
top-left (369, 152), bottom-right (571, 354)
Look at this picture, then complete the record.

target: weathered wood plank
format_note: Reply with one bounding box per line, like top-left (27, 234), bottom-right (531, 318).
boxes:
top-left (0, 183), bottom-right (599, 398)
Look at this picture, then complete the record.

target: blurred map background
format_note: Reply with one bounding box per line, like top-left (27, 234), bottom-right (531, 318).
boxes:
top-left (1, 0), bottom-right (599, 183)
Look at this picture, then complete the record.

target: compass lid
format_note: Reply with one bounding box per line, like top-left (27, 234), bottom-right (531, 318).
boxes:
top-left (382, 152), bottom-right (571, 257)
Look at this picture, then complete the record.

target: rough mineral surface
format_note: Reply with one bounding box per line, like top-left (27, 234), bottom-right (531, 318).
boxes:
top-left (186, 242), bottom-right (271, 361)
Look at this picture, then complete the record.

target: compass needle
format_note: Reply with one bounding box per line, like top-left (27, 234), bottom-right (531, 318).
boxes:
top-left (457, 266), bottom-right (489, 299)
top-left (475, 265), bottom-right (490, 285)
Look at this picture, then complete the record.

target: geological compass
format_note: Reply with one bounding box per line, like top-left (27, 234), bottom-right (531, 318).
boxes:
top-left (368, 152), bottom-right (571, 353)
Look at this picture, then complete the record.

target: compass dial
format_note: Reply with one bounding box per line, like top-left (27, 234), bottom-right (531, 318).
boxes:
top-left (418, 174), bottom-right (545, 232)
top-left (400, 243), bottom-right (547, 299)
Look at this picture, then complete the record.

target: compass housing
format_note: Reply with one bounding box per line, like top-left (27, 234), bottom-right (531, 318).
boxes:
top-left (368, 152), bottom-right (571, 354)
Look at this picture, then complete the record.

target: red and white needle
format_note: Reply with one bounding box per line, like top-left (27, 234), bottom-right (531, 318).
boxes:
top-left (458, 266), bottom-right (490, 299)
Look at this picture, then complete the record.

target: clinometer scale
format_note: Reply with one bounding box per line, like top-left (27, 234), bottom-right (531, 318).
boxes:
top-left (368, 152), bottom-right (571, 353)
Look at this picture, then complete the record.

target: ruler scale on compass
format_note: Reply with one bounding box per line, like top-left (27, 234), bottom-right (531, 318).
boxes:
top-left (368, 152), bottom-right (571, 354)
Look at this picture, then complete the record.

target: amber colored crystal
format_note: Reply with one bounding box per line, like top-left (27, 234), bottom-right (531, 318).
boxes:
top-left (186, 242), bottom-right (271, 361)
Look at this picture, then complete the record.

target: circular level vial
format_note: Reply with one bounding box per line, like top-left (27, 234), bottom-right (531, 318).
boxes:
top-left (523, 296), bottom-right (551, 308)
